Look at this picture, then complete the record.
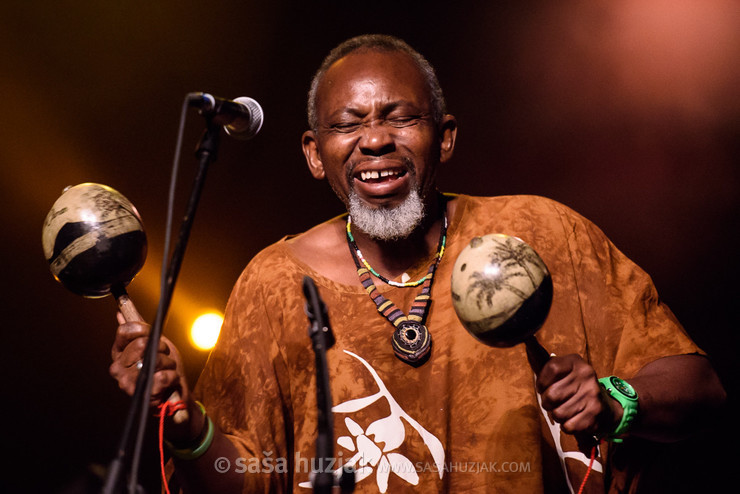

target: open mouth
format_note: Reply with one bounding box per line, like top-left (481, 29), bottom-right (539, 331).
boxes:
top-left (355, 167), bottom-right (407, 184)
top-left (348, 160), bottom-right (414, 201)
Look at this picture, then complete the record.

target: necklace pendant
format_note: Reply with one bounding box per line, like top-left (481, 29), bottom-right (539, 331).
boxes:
top-left (392, 320), bottom-right (432, 366)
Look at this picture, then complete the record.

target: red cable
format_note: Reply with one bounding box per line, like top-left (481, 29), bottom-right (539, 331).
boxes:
top-left (576, 440), bottom-right (601, 494)
top-left (158, 400), bottom-right (187, 494)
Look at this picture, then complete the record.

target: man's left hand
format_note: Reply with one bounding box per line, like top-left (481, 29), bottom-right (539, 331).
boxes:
top-left (536, 354), bottom-right (621, 437)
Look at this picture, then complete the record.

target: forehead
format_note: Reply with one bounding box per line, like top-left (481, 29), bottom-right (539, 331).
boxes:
top-left (315, 50), bottom-right (431, 117)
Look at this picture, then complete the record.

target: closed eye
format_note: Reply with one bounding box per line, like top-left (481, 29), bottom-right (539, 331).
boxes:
top-left (386, 115), bottom-right (425, 128)
top-left (329, 122), bottom-right (362, 133)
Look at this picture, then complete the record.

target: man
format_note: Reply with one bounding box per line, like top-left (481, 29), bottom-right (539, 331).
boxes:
top-left (110, 35), bottom-right (725, 493)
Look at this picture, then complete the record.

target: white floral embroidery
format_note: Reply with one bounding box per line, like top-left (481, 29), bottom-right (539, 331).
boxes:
top-left (301, 350), bottom-right (445, 492)
top-left (336, 416), bottom-right (420, 490)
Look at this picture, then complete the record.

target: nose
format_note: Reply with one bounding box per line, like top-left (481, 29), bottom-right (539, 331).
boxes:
top-left (358, 121), bottom-right (395, 156)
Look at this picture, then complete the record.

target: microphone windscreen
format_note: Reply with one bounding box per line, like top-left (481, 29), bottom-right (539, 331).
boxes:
top-left (224, 96), bottom-right (264, 140)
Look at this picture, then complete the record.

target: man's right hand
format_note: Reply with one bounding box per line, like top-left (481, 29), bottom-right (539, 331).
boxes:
top-left (109, 312), bottom-right (201, 438)
top-left (109, 313), bottom-right (184, 401)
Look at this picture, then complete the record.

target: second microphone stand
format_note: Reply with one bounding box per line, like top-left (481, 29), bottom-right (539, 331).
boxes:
top-left (303, 276), bottom-right (355, 494)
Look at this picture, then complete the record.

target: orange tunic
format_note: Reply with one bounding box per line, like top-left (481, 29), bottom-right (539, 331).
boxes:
top-left (193, 194), bottom-right (701, 493)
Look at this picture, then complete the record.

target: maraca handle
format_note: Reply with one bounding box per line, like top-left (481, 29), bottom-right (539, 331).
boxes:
top-left (113, 287), bottom-right (189, 424)
top-left (116, 291), bottom-right (142, 324)
top-left (524, 336), bottom-right (552, 375)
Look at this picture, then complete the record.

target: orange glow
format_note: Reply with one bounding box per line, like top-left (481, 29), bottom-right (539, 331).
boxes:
top-left (189, 312), bottom-right (224, 351)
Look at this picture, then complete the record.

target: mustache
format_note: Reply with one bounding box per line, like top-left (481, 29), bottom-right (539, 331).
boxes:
top-left (345, 157), bottom-right (416, 185)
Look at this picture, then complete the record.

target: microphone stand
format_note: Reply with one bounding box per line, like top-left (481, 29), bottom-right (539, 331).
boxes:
top-left (303, 277), bottom-right (355, 494)
top-left (101, 117), bottom-right (221, 494)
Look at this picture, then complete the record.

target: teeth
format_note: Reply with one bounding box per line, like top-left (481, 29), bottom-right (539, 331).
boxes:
top-left (359, 169), bottom-right (400, 181)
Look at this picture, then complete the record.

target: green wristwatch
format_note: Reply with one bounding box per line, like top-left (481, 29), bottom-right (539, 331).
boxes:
top-left (598, 376), bottom-right (639, 442)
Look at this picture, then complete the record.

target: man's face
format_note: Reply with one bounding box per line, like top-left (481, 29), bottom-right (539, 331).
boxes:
top-left (303, 50), bottom-right (455, 218)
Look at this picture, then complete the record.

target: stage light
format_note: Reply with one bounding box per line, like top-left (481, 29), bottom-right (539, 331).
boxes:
top-left (190, 312), bottom-right (223, 350)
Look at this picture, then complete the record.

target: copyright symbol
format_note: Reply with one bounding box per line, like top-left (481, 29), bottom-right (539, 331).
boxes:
top-left (214, 457), bottom-right (230, 473)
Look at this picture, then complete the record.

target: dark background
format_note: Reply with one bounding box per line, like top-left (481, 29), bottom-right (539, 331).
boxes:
top-left (2, 1), bottom-right (738, 492)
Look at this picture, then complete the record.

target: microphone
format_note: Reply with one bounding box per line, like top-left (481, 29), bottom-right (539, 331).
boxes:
top-left (187, 92), bottom-right (264, 140)
top-left (303, 276), bottom-right (335, 348)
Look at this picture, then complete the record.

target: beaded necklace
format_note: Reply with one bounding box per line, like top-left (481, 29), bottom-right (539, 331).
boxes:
top-left (345, 209), bottom-right (447, 366)
top-left (346, 216), bottom-right (446, 287)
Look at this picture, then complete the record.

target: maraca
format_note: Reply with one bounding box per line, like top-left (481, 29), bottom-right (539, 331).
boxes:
top-left (42, 183), bottom-right (186, 421)
top-left (451, 234), bottom-right (553, 371)
top-left (42, 183), bottom-right (146, 314)
top-left (452, 234), bottom-right (601, 452)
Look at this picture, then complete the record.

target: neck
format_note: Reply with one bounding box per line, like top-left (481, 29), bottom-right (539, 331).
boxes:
top-left (349, 194), bottom-right (446, 279)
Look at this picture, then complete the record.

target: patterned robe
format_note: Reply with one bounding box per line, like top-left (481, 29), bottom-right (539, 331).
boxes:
top-left (193, 194), bottom-right (701, 493)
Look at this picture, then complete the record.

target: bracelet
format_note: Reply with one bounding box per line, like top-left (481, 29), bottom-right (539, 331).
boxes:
top-left (165, 401), bottom-right (215, 460)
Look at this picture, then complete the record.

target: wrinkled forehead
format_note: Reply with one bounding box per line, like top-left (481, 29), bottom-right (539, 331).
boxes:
top-left (315, 50), bottom-right (432, 117)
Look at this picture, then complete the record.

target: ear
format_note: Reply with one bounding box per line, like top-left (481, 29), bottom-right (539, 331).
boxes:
top-left (302, 130), bottom-right (325, 179)
top-left (438, 114), bottom-right (458, 164)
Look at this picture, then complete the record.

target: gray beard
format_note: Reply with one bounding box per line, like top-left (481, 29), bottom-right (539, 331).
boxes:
top-left (347, 188), bottom-right (425, 241)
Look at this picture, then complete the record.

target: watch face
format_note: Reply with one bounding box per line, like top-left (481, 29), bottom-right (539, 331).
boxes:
top-left (610, 376), bottom-right (638, 399)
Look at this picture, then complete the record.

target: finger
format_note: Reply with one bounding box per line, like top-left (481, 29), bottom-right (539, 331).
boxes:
top-left (122, 340), bottom-right (176, 369)
top-left (111, 322), bottom-right (151, 358)
top-left (536, 355), bottom-right (577, 393)
top-left (111, 326), bottom-right (171, 363)
top-left (550, 392), bottom-right (588, 426)
top-left (539, 371), bottom-right (580, 411)
top-left (111, 334), bottom-right (175, 376)
top-left (110, 352), bottom-right (179, 398)
top-left (550, 384), bottom-right (604, 434)
top-left (110, 360), bottom-right (139, 396)
top-left (115, 335), bottom-right (148, 367)
top-left (150, 369), bottom-right (182, 402)
top-left (542, 371), bottom-right (594, 411)
top-left (538, 355), bottom-right (596, 403)
top-left (559, 398), bottom-right (604, 435)
top-left (160, 335), bottom-right (177, 357)
top-left (153, 352), bottom-right (178, 371)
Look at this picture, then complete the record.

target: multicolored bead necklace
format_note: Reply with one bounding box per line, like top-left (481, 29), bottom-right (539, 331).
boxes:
top-left (345, 208), bottom-right (447, 366)
top-left (346, 216), bottom-right (447, 287)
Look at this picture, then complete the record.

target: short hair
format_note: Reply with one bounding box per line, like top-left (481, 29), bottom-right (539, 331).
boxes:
top-left (307, 34), bottom-right (447, 131)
